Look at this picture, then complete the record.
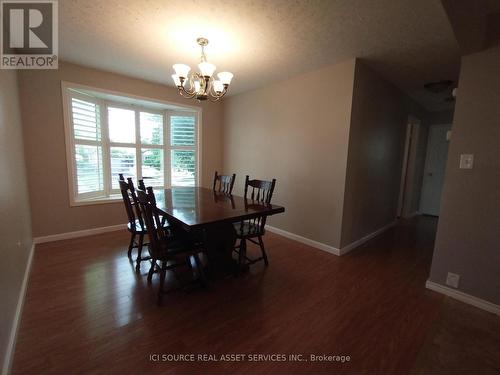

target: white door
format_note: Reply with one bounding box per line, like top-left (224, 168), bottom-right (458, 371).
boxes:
top-left (420, 124), bottom-right (451, 216)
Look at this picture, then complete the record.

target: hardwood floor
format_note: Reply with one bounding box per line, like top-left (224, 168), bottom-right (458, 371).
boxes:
top-left (11, 216), bottom-right (500, 374)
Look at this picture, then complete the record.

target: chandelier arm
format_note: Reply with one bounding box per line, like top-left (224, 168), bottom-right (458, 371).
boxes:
top-left (179, 90), bottom-right (197, 99)
top-left (218, 90), bottom-right (228, 100)
top-left (178, 76), bottom-right (196, 96)
top-left (187, 74), bottom-right (197, 93)
top-left (178, 84), bottom-right (197, 99)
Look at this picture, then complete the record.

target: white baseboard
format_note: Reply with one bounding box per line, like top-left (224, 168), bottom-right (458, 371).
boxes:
top-left (426, 280), bottom-right (500, 316)
top-left (33, 224), bottom-right (126, 244)
top-left (265, 221), bottom-right (397, 257)
top-left (2, 242), bottom-right (35, 375)
top-left (338, 221), bottom-right (397, 255)
top-left (265, 225), bottom-right (341, 256)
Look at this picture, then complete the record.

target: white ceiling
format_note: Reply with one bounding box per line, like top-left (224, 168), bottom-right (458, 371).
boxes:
top-left (59, 0), bottom-right (461, 111)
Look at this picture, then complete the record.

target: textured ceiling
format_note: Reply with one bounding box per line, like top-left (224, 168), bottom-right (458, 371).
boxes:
top-left (59, 0), bottom-right (461, 111)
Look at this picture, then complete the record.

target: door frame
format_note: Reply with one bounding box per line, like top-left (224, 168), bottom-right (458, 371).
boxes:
top-left (397, 116), bottom-right (421, 218)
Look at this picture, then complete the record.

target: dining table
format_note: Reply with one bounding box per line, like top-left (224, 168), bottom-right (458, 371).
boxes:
top-left (153, 186), bottom-right (285, 275)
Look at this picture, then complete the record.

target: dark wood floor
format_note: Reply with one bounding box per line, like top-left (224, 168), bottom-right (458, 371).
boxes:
top-left (11, 217), bottom-right (500, 374)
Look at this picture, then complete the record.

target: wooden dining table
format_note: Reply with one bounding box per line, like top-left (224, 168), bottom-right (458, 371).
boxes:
top-left (153, 187), bottom-right (285, 275)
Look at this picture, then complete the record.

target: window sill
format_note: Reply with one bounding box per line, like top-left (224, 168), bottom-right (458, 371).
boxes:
top-left (71, 195), bottom-right (122, 207)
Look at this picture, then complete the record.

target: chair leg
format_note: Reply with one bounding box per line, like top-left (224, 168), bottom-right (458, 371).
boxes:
top-left (258, 236), bottom-right (269, 266)
top-left (127, 233), bottom-right (136, 259)
top-left (157, 260), bottom-right (167, 305)
top-left (147, 258), bottom-right (156, 283)
top-left (135, 234), bottom-right (144, 273)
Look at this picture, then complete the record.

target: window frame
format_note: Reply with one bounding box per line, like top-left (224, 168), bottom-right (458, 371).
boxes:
top-left (62, 81), bottom-right (202, 207)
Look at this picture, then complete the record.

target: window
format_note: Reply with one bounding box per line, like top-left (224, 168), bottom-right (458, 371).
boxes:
top-left (62, 83), bottom-right (200, 205)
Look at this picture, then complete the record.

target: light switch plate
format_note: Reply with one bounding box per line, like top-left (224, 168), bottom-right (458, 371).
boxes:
top-left (446, 272), bottom-right (460, 288)
top-left (460, 154), bottom-right (474, 169)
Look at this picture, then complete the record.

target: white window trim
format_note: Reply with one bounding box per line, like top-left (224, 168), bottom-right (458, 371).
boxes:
top-left (61, 81), bottom-right (203, 207)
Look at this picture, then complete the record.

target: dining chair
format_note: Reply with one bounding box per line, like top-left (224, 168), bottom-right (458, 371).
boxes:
top-left (137, 187), bottom-right (207, 305)
top-left (234, 175), bottom-right (276, 268)
top-left (118, 177), bottom-right (156, 272)
top-left (213, 171), bottom-right (236, 194)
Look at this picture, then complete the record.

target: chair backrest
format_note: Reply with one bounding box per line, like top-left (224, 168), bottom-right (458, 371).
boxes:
top-left (137, 187), bottom-right (169, 258)
top-left (119, 174), bottom-right (143, 189)
top-left (241, 175), bottom-right (277, 233)
top-left (244, 175), bottom-right (276, 204)
top-left (213, 171), bottom-right (236, 194)
top-left (137, 179), bottom-right (146, 191)
top-left (118, 177), bottom-right (145, 231)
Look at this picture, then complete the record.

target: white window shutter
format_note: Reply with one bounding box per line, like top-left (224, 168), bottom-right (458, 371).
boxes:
top-left (170, 115), bottom-right (196, 186)
top-left (70, 97), bottom-right (105, 197)
top-left (71, 98), bottom-right (101, 141)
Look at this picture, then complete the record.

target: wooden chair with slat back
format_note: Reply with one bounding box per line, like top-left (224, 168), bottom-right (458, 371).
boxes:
top-left (137, 187), bottom-right (207, 304)
top-left (119, 177), bottom-right (151, 272)
top-left (233, 175), bottom-right (276, 268)
top-left (213, 171), bottom-right (236, 194)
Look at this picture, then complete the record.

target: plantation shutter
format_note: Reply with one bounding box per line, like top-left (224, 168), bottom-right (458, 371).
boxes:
top-left (170, 114), bottom-right (196, 186)
top-left (170, 115), bottom-right (195, 146)
top-left (70, 96), bottom-right (104, 197)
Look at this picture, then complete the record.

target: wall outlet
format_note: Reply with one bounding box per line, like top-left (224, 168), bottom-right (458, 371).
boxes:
top-left (459, 154), bottom-right (474, 169)
top-left (446, 272), bottom-right (460, 288)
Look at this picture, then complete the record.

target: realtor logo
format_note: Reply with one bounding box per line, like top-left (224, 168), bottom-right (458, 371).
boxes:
top-left (1, 0), bottom-right (58, 69)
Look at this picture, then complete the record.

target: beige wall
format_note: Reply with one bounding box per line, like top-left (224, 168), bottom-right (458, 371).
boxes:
top-left (0, 71), bottom-right (32, 372)
top-left (429, 45), bottom-right (500, 304)
top-left (340, 62), bottom-right (413, 247)
top-left (222, 60), bottom-right (356, 248)
top-left (18, 62), bottom-right (223, 237)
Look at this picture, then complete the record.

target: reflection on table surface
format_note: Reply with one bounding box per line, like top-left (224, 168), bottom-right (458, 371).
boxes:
top-left (153, 187), bottom-right (285, 228)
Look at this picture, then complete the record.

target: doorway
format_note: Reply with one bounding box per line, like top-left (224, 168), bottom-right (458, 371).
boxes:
top-left (419, 124), bottom-right (452, 216)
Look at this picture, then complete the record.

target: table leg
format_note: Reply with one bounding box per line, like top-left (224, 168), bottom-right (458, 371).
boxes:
top-left (197, 222), bottom-right (242, 277)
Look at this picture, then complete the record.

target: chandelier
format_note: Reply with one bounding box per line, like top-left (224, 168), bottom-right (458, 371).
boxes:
top-left (171, 37), bottom-right (233, 102)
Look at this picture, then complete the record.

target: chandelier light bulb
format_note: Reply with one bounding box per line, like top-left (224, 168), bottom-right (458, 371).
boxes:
top-left (213, 80), bottom-right (224, 93)
top-left (217, 72), bottom-right (233, 85)
top-left (198, 62), bottom-right (216, 77)
top-left (173, 64), bottom-right (191, 79)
